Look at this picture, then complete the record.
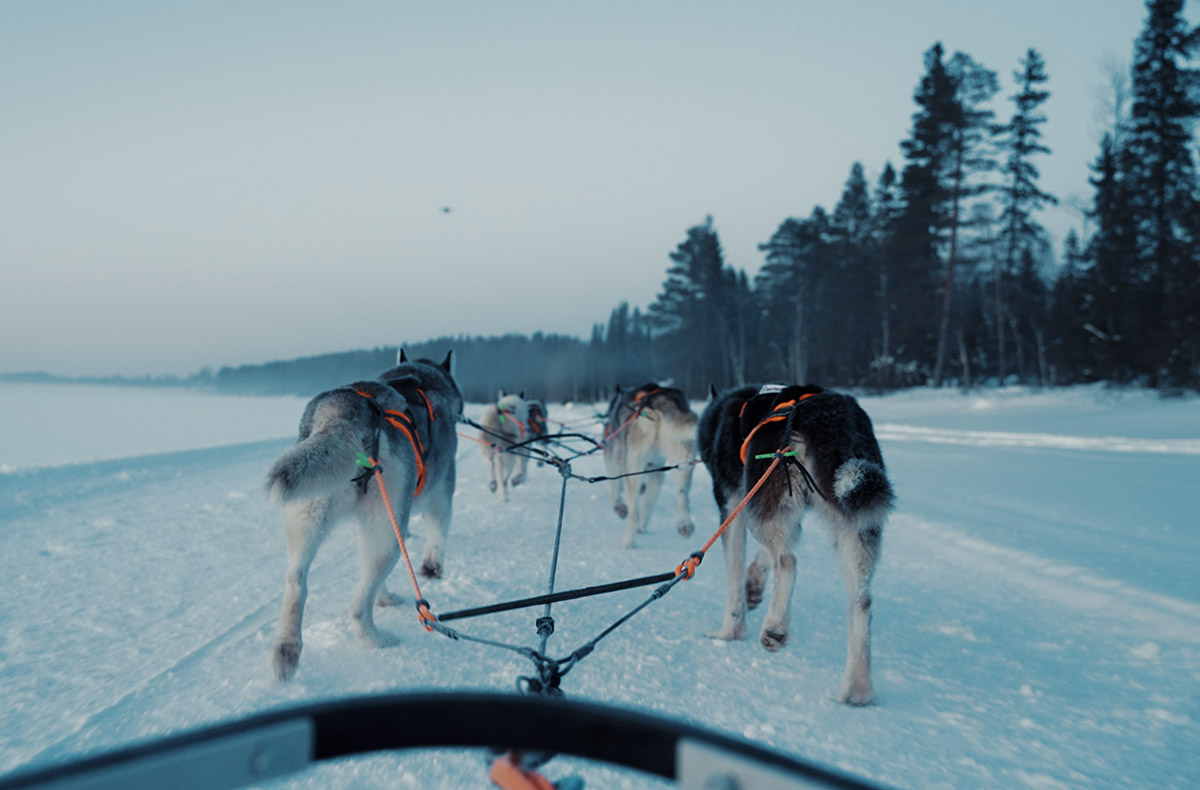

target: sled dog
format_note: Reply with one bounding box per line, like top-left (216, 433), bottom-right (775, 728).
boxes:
top-left (478, 391), bottom-right (529, 502)
top-left (265, 350), bottom-right (462, 682)
top-left (698, 383), bottom-right (894, 705)
top-left (603, 383), bottom-right (697, 548)
top-left (512, 398), bottom-right (549, 486)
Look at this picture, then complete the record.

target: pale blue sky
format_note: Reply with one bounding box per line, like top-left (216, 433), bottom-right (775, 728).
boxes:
top-left (1, 1), bottom-right (1192, 377)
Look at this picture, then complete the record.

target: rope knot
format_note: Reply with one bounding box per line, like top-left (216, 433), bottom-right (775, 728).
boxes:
top-left (415, 598), bottom-right (437, 632)
top-left (675, 551), bottom-right (704, 580)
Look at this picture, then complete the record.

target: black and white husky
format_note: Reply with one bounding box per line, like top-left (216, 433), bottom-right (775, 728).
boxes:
top-left (265, 350), bottom-right (462, 682)
top-left (698, 384), bottom-right (894, 705)
top-left (603, 383), bottom-right (697, 549)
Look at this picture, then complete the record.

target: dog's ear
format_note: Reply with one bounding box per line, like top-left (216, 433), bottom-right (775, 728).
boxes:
top-left (709, 384), bottom-right (719, 399)
top-left (397, 349), bottom-right (408, 364)
top-left (440, 350), bottom-right (453, 372)
top-left (498, 389), bottom-right (506, 400)
top-left (738, 394), bottom-right (778, 439)
top-left (519, 391), bottom-right (525, 399)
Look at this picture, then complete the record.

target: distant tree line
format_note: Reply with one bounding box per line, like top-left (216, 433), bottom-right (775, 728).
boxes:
top-left (209, 0), bottom-right (1199, 402)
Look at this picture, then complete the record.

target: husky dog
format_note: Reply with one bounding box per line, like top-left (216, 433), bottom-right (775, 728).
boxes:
top-left (512, 398), bottom-right (549, 487)
top-left (265, 350), bottom-right (462, 682)
top-left (603, 383), bottom-right (697, 549)
top-left (698, 383), bottom-right (894, 705)
top-left (478, 391), bottom-right (529, 502)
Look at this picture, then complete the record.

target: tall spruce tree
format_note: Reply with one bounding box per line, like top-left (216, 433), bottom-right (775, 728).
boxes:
top-left (897, 44), bottom-right (998, 385)
top-left (993, 48), bottom-right (1057, 383)
top-left (756, 210), bottom-right (832, 384)
top-left (1087, 133), bottom-right (1139, 381)
top-left (1124, 0), bottom-right (1200, 386)
top-left (871, 163), bottom-right (906, 388)
top-left (648, 216), bottom-right (736, 393)
top-left (828, 162), bottom-right (878, 383)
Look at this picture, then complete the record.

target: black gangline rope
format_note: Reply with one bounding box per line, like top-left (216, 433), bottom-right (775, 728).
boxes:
top-left (431, 413), bottom-right (701, 693)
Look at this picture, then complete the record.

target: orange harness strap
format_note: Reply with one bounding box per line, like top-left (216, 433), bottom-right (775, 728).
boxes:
top-left (675, 453), bottom-right (784, 580)
top-left (737, 393), bottom-right (815, 465)
top-left (355, 389), bottom-right (428, 497)
top-left (357, 458), bottom-right (437, 631)
top-left (603, 387), bottom-right (659, 446)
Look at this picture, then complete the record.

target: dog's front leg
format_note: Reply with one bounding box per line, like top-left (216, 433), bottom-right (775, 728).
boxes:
top-left (708, 510), bottom-right (747, 640)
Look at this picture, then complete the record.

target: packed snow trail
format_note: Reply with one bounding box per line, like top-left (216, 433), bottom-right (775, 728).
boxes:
top-left (1, 388), bottom-right (1198, 788)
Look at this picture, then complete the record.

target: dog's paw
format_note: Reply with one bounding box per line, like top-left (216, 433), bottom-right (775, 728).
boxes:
top-left (510, 474), bottom-right (525, 487)
top-left (745, 571), bottom-right (766, 611)
top-left (760, 628), bottom-right (788, 651)
top-left (706, 625), bottom-right (744, 641)
top-left (359, 628), bottom-right (400, 649)
top-left (272, 641), bottom-right (301, 682)
top-left (488, 480), bottom-right (498, 493)
top-left (419, 560), bottom-right (442, 579)
top-left (836, 677), bottom-right (876, 707)
top-left (677, 519), bottom-right (695, 538)
top-left (376, 591), bottom-right (404, 607)
top-left (613, 502), bottom-right (628, 519)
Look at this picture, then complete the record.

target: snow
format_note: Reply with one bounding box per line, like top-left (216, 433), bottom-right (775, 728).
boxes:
top-left (1, 382), bottom-right (1198, 789)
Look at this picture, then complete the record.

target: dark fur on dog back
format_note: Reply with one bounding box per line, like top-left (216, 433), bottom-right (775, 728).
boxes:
top-left (701, 384), bottom-right (894, 522)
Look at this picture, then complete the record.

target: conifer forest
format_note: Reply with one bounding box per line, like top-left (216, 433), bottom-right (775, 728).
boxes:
top-left (209, 1), bottom-right (1200, 402)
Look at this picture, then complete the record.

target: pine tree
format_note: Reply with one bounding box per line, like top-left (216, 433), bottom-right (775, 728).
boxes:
top-left (648, 216), bottom-right (736, 393)
top-left (993, 48), bottom-right (1057, 382)
top-left (828, 162), bottom-right (878, 383)
top-left (1124, 0), bottom-right (1200, 386)
top-left (871, 163), bottom-right (905, 388)
top-left (897, 43), bottom-right (998, 385)
top-left (756, 210), bottom-right (831, 384)
top-left (1087, 133), bottom-right (1139, 381)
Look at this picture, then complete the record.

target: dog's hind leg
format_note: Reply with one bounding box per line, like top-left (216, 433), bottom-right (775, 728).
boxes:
top-left (607, 441), bottom-right (628, 520)
top-left (636, 468), bottom-right (664, 534)
top-left (708, 509), bottom-right (748, 641)
top-left (668, 463), bottom-right (695, 538)
top-left (758, 538), bottom-right (798, 652)
top-left (348, 499), bottom-right (408, 649)
top-left (745, 547), bottom-right (770, 610)
top-left (418, 484), bottom-right (453, 579)
top-left (272, 499), bottom-right (334, 682)
top-left (832, 524), bottom-right (881, 706)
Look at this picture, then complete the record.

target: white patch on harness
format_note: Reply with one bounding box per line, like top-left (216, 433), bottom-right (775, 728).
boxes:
top-left (758, 384), bottom-right (786, 395)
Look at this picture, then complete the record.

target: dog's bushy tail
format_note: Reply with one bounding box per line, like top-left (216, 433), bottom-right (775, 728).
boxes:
top-left (266, 421), bottom-right (363, 504)
top-left (831, 458), bottom-right (895, 529)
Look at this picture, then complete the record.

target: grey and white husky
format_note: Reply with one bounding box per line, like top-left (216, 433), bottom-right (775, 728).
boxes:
top-left (477, 390), bottom-right (529, 502)
top-left (603, 383), bottom-right (697, 549)
top-left (265, 350), bottom-right (462, 682)
top-left (698, 383), bottom-right (894, 705)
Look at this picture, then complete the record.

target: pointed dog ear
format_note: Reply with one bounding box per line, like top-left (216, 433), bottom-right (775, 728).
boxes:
top-left (440, 350), bottom-right (453, 372)
top-left (498, 389), bottom-right (506, 400)
top-left (519, 391), bottom-right (525, 399)
top-left (738, 395), bottom-right (777, 439)
top-left (398, 349), bottom-right (408, 363)
top-left (709, 384), bottom-right (719, 399)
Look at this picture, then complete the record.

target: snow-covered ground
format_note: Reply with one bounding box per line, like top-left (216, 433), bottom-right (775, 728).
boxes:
top-left (1, 383), bottom-right (1198, 789)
